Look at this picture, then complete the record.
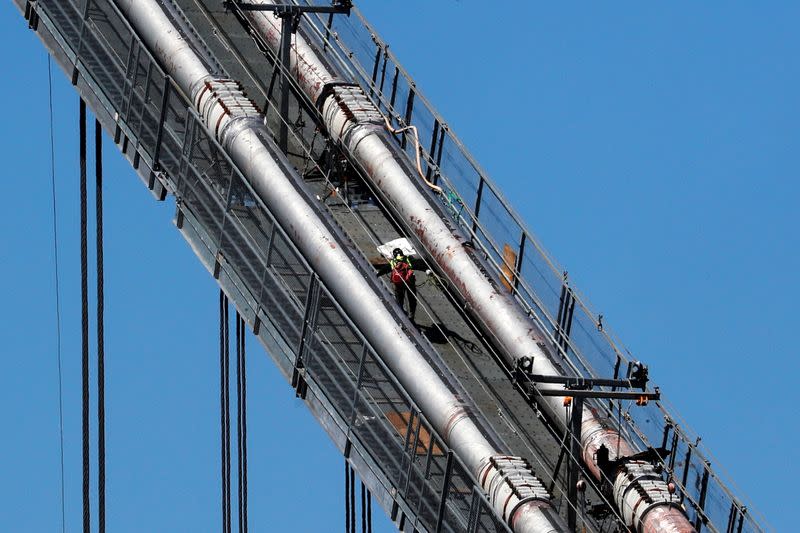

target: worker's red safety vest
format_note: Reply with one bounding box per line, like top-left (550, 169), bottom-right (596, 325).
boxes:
top-left (389, 257), bottom-right (413, 284)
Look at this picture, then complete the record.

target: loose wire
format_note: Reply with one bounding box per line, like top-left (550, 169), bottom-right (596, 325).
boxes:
top-left (383, 116), bottom-right (442, 194)
top-left (47, 54), bottom-right (67, 533)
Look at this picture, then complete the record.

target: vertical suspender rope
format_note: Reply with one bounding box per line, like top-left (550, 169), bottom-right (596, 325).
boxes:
top-left (95, 118), bottom-right (106, 533)
top-left (219, 291), bottom-right (226, 533)
top-left (360, 482), bottom-right (372, 533)
top-left (79, 98), bottom-right (91, 533)
top-left (236, 316), bottom-right (242, 533)
top-left (241, 314), bottom-right (248, 533)
top-left (367, 488), bottom-right (372, 533)
top-left (236, 313), bottom-right (249, 533)
top-left (350, 465), bottom-right (356, 533)
top-left (236, 316), bottom-right (241, 533)
top-left (220, 291), bottom-right (231, 533)
top-left (48, 54), bottom-right (67, 533)
top-left (224, 300), bottom-right (231, 533)
top-left (344, 459), bottom-right (350, 533)
top-left (219, 291), bottom-right (225, 533)
top-left (346, 463), bottom-right (367, 533)
top-left (360, 482), bottom-right (366, 533)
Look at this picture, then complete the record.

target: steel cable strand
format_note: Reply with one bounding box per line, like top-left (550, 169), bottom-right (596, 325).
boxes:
top-left (236, 316), bottom-right (242, 533)
top-left (95, 118), bottom-right (106, 533)
top-left (235, 313), bottom-right (249, 533)
top-left (224, 299), bottom-right (232, 533)
top-left (350, 464), bottom-right (356, 533)
top-left (366, 488), bottom-right (372, 533)
top-left (79, 97), bottom-right (91, 533)
top-left (360, 481), bottom-right (366, 533)
top-left (219, 291), bottom-right (224, 533)
top-left (219, 290), bottom-right (231, 533)
top-left (240, 315), bottom-right (249, 533)
top-left (345, 459), bottom-right (350, 532)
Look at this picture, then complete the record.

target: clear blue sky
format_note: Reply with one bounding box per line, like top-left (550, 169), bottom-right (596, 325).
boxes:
top-left (1, 1), bottom-right (796, 531)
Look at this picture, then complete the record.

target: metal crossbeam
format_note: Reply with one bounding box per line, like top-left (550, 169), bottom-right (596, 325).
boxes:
top-left (225, 1), bottom-right (351, 15)
top-left (534, 389), bottom-right (660, 400)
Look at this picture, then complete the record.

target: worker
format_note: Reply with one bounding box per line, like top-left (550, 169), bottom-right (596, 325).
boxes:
top-left (388, 247), bottom-right (417, 321)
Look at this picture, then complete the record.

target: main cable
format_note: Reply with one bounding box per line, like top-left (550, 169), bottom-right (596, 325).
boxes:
top-left (95, 119), bottom-right (106, 533)
top-left (47, 54), bottom-right (67, 533)
top-left (79, 98), bottom-right (91, 533)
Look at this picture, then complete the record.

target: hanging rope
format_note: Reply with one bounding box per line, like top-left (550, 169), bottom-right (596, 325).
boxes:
top-left (344, 459), bottom-right (350, 533)
top-left (79, 97), bottom-right (91, 533)
top-left (47, 54), bottom-right (67, 533)
top-left (360, 482), bottom-right (366, 533)
top-left (346, 464), bottom-right (369, 533)
top-left (220, 291), bottom-right (231, 533)
top-left (360, 482), bottom-right (372, 533)
top-left (350, 464), bottom-right (356, 533)
top-left (366, 487), bottom-right (372, 533)
top-left (236, 313), bottom-right (249, 533)
top-left (95, 118), bottom-right (106, 533)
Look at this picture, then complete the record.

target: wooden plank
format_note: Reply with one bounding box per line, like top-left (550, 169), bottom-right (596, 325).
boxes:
top-left (386, 412), bottom-right (443, 456)
top-left (501, 243), bottom-right (517, 293)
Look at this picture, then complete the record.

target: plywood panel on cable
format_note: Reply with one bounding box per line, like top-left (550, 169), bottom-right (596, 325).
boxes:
top-left (386, 412), bottom-right (443, 456)
top-left (501, 244), bottom-right (517, 293)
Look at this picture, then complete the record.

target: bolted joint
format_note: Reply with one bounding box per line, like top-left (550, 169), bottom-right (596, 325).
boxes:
top-left (515, 355), bottom-right (534, 374)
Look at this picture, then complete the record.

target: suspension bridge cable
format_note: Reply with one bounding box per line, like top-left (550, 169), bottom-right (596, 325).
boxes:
top-left (225, 299), bottom-right (232, 533)
top-left (360, 481), bottom-right (366, 533)
top-left (236, 316), bottom-right (242, 533)
top-left (79, 97), bottom-right (91, 533)
top-left (220, 291), bottom-right (231, 533)
top-left (242, 315), bottom-right (249, 533)
top-left (367, 488), bottom-right (372, 533)
top-left (95, 119), bottom-right (106, 533)
top-left (350, 464), bottom-right (356, 533)
top-left (236, 313), bottom-right (249, 533)
top-left (344, 459), bottom-right (350, 533)
top-left (219, 291), bottom-right (226, 533)
top-left (47, 54), bottom-right (67, 533)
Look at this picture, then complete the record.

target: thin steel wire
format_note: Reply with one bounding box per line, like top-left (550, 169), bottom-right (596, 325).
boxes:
top-left (47, 53), bottom-right (67, 533)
